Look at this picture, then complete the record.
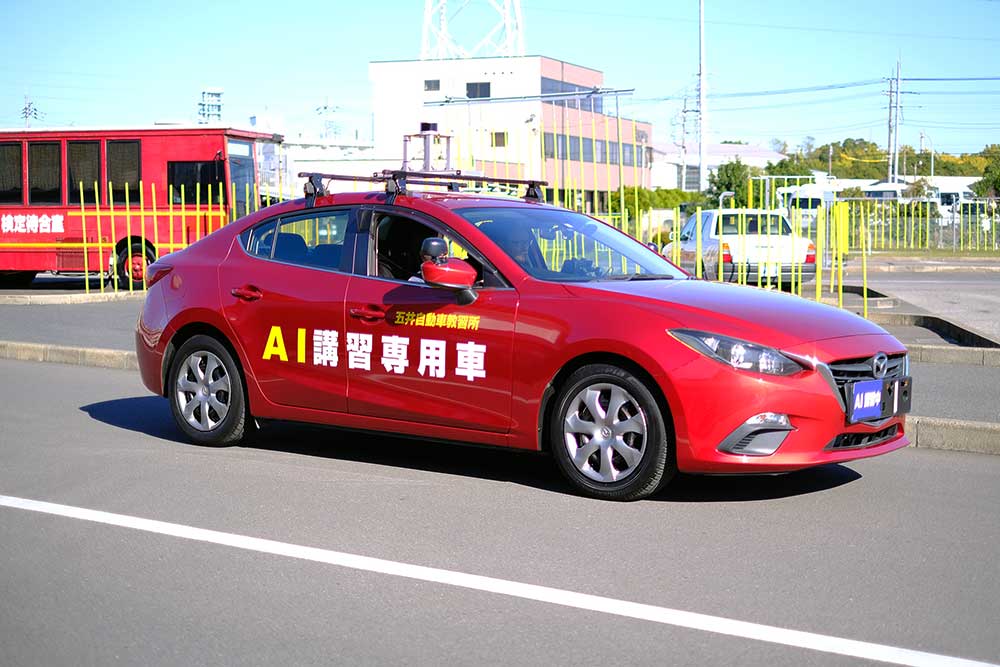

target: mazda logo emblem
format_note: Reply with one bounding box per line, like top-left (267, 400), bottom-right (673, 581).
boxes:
top-left (872, 352), bottom-right (888, 379)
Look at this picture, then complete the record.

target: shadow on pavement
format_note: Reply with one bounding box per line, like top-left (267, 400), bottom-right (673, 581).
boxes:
top-left (658, 465), bottom-right (861, 502)
top-left (80, 396), bottom-right (862, 501)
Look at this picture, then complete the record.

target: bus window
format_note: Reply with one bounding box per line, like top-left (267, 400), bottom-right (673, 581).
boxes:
top-left (0, 143), bottom-right (22, 205)
top-left (108, 140), bottom-right (140, 204)
top-left (168, 161), bottom-right (224, 204)
top-left (68, 141), bottom-right (101, 205)
top-left (28, 142), bottom-right (61, 205)
top-left (228, 139), bottom-right (254, 218)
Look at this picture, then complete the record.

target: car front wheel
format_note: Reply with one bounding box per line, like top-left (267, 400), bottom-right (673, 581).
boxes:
top-left (550, 364), bottom-right (674, 501)
top-left (168, 335), bottom-right (248, 446)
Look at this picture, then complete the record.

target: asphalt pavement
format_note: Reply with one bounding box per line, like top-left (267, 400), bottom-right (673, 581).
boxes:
top-left (1, 359), bottom-right (998, 666)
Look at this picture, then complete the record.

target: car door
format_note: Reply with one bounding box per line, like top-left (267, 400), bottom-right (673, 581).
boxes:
top-left (342, 207), bottom-right (517, 433)
top-left (220, 207), bottom-right (355, 412)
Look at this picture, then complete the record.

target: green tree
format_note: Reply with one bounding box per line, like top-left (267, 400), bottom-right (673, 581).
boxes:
top-left (706, 158), bottom-right (760, 206)
top-left (972, 153), bottom-right (1000, 197)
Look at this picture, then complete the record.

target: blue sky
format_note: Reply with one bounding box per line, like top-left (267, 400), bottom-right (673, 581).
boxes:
top-left (2, 0), bottom-right (998, 156)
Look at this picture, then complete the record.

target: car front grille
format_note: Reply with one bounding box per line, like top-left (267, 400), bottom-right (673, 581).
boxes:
top-left (828, 353), bottom-right (908, 390)
top-left (825, 424), bottom-right (899, 450)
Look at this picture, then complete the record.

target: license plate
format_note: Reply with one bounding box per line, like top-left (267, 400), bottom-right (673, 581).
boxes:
top-left (848, 376), bottom-right (912, 423)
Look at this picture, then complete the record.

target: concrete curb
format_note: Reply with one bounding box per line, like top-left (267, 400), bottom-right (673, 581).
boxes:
top-left (0, 340), bottom-right (137, 370)
top-left (0, 291), bottom-right (144, 305)
top-left (907, 344), bottom-right (1000, 366)
top-left (908, 415), bottom-right (1000, 456)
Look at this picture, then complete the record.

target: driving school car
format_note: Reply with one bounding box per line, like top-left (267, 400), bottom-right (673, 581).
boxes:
top-left (136, 170), bottom-right (912, 501)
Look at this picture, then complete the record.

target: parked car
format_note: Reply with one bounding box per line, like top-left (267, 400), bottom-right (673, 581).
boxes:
top-left (136, 173), bottom-right (910, 501)
top-left (663, 208), bottom-right (816, 284)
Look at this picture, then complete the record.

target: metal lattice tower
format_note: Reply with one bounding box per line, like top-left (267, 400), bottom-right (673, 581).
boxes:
top-left (421, 0), bottom-right (525, 59)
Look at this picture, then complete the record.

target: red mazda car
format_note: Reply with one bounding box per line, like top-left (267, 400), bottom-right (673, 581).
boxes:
top-left (136, 171), bottom-right (912, 501)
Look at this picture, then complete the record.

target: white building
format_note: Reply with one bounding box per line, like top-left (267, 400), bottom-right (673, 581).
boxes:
top-left (368, 55), bottom-right (652, 212)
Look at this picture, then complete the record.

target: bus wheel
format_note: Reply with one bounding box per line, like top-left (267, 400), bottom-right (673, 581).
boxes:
top-left (0, 271), bottom-right (37, 289)
top-left (114, 242), bottom-right (155, 290)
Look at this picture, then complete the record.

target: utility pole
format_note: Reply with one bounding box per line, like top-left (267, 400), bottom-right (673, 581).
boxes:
top-left (828, 144), bottom-right (833, 178)
top-left (885, 74), bottom-right (894, 182)
top-left (698, 0), bottom-right (708, 192)
top-left (892, 59), bottom-right (901, 183)
top-left (20, 96), bottom-right (40, 128)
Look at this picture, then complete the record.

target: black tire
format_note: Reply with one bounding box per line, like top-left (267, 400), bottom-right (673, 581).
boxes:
top-left (114, 240), bottom-right (155, 291)
top-left (550, 364), bottom-right (674, 501)
top-left (0, 271), bottom-right (37, 288)
top-left (168, 335), bottom-right (249, 447)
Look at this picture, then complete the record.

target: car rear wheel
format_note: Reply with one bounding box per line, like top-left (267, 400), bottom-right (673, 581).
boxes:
top-left (550, 364), bottom-right (674, 501)
top-left (168, 335), bottom-right (248, 446)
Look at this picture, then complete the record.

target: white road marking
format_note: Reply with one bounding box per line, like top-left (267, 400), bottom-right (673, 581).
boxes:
top-left (0, 494), bottom-right (994, 667)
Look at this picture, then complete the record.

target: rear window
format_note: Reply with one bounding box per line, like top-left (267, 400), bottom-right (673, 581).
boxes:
top-left (716, 213), bottom-right (792, 236)
top-left (789, 197), bottom-right (822, 209)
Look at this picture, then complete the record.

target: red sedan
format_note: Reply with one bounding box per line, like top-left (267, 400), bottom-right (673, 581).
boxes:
top-left (136, 172), bottom-right (912, 501)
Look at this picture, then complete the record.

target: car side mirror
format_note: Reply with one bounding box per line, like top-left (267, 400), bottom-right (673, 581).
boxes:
top-left (421, 257), bottom-right (478, 305)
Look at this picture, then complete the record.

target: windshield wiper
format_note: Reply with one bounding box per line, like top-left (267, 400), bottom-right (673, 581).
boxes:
top-left (626, 273), bottom-right (676, 281)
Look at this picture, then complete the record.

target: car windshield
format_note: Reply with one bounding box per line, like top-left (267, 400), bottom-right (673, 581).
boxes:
top-left (455, 206), bottom-right (686, 282)
top-left (716, 213), bottom-right (792, 236)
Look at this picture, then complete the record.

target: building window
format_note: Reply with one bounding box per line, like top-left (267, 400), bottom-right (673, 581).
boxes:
top-left (569, 136), bottom-right (580, 161)
top-left (466, 81), bottom-right (490, 99)
top-left (609, 141), bottom-right (619, 165)
top-left (28, 142), bottom-right (61, 205)
top-left (491, 131), bottom-right (507, 148)
top-left (0, 143), bottom-right (22, 205)
top-left (543, 133), bottom-right (555, 159)
top-left (424, 79), bottom-right (440, 92)
top-left (594, 139), bottom-right (605, 164)
top-left (107, 140), bottom-right (141, 204)
top-left (557, 135), bottom-right (567, 160)
top-left (623, 143), bottom-right (634, 167)
top-left (67, 141), bottom-right (101, 205)
top-left (582, 138), bottom-right (594, 163)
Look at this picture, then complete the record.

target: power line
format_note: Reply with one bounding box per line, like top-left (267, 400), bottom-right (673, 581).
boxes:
top-left (902, 76), bottom-right (1000, 82)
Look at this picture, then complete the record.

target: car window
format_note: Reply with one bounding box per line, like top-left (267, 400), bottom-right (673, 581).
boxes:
top-left (243, 210), bottom-right (351, 271)
top-left (679, 215), bottom-right (697, 241)
top-left (243, 219), bottom-right (276, 258)
top-left (371, 213), bottom-right (502, 288)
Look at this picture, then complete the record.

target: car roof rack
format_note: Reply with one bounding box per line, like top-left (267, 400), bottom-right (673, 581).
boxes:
top-left (297, 170), bottom-right (548, 207)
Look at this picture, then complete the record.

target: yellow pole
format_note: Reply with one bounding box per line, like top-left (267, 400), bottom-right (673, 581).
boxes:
top-left (151, 183), bottom-right (159, 263)
top-left (836, 205), bottom-right (844, 308)
top-left (695, 205), bottom-right (703, 278)
top-left (861, 209), bottom-right (869, 319)
top-left (195, 183), bottom-right (202, 242)
top-left (93, 181), bottom-right (104, 294)
top-left (168, 185), bottom-right (175, 254)
top-left (632, 120), bottom-right (640, 243)
top-left (124, 183), bottom-right (133, 293)
top-left (139, 180), bottom-right (147, 290)
top-left (79, 182), bottom-right (89, 294)
top-left (180, 185), bottom-right (188, 248)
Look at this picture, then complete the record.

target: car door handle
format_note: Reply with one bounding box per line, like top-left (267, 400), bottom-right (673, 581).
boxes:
top-left (231, 285), bottom-right (263, 302)
top-left (350, 307), bottom-right (386, 321)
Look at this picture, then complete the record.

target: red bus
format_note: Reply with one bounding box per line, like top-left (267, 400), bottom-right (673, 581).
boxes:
top-left (0, 126), bottom-right (282, 289)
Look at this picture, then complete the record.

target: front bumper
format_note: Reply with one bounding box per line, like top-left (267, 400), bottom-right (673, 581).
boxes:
top-left (666, 346), bottom-right (910, 474)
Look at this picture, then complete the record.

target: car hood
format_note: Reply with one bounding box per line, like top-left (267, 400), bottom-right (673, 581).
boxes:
top-left (567, 278), bottom-right (887, 348)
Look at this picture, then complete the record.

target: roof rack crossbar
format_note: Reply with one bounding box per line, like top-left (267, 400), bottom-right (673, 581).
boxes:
top-left (297, 170), bottom-right (548, 202)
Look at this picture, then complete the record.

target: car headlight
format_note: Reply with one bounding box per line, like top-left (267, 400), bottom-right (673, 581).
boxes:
top-left (670, 329), bottom-right (805, 376)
